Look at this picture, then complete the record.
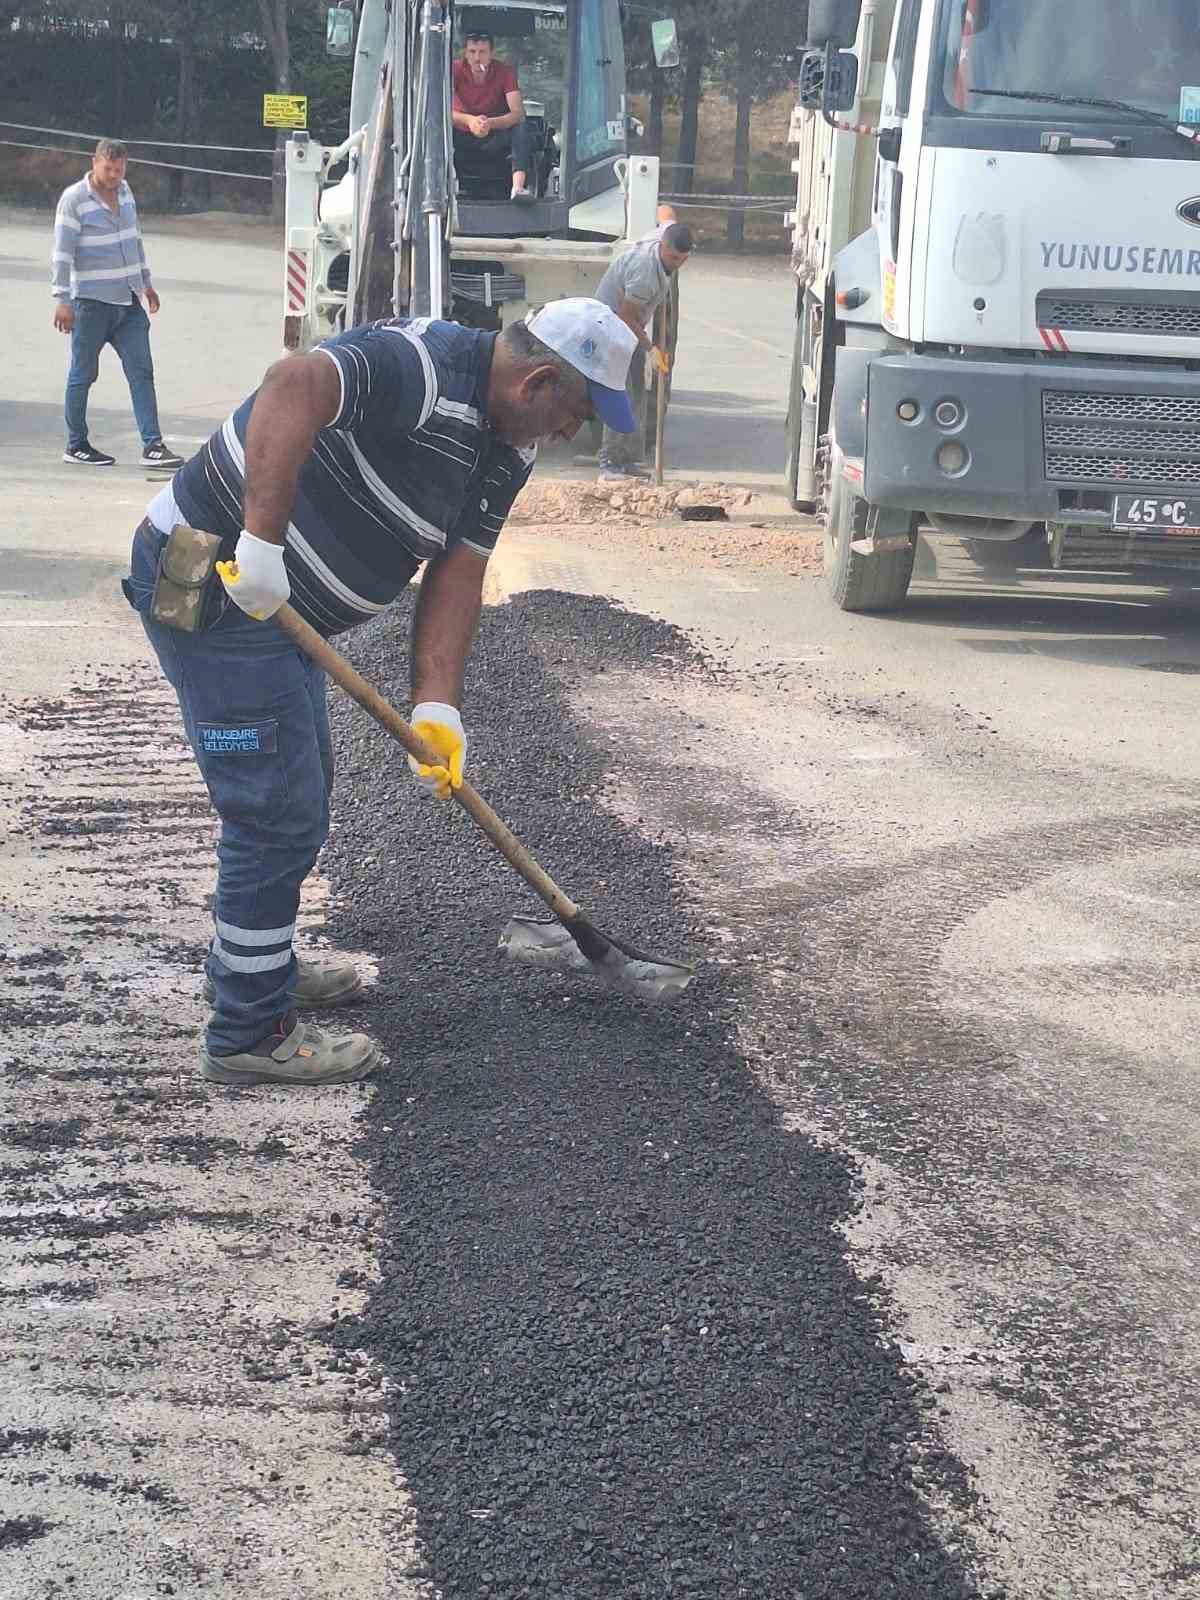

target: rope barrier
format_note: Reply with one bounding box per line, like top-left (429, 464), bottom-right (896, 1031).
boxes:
top-left (661, 193), bottom-right (791, 215)
top-left (0, 124), bottom-right (788, 205)
top-left (0, 137), bottom-right (273, 181)
top-left (0, 119), bottom-right (275, 155)
top-left (662, 191), bottom-right (790, 204)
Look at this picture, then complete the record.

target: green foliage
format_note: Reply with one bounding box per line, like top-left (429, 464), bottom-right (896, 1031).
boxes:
top-left (708, 0), bottom-right (808, 104)
top-left (288, 3), bottom-right (356, 143)
top-left (1, 4), bottom-right (353, 152)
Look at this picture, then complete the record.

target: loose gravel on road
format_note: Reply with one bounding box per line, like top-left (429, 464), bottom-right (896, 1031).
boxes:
top-left (322, 589), bottom-right (994, 1600)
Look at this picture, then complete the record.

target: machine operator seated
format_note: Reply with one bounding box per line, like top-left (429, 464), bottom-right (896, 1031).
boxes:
top-left (452, 29), bottom-right (534, 203)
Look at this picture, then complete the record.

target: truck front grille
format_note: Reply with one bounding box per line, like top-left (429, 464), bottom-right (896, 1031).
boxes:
top-left (1042, 389), bottom-right (1200, 485)
top-left (1038, 293), bottom-right (1200, 339)
top-left (1045, 391), bottom-right (1200, 425)
top-left (1046, 420), bottom-right (1195, 454)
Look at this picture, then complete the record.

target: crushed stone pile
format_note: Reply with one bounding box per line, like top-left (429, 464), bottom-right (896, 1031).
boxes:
top-left (320, 591), bottom-right (992, 1600)
top-left (510, 479), bottom-right (756, 525)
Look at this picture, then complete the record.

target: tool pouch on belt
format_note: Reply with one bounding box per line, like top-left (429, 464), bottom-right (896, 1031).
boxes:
top-left (150, 524), bottom-right (224, 632)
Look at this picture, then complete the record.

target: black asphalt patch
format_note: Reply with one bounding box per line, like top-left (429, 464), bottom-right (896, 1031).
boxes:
top-left (323, 591), bottom-right (992, 1600)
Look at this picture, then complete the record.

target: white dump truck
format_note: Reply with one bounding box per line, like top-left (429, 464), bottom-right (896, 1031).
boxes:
top-left (785, 0), bottom-right (1200, 610)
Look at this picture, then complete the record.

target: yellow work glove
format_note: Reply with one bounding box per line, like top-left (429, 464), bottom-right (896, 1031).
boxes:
top-left (408, 702), bottom-right (466, 801)
top-left (652, 346), bottom-right (671, 376)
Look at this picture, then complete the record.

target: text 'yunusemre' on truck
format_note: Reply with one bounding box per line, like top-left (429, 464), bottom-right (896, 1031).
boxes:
top-left (785, 0), bottom-right (1200, 612)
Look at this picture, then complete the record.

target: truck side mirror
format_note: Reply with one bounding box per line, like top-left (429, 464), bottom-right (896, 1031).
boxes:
top-left (651, 18), bottom-right (681, 70)
top-left (806, 0), bottom-right (862, 49)
top-left (798, 47), bottom-right (859, 113)
top-left (326, 2), bottom-right (355, 58)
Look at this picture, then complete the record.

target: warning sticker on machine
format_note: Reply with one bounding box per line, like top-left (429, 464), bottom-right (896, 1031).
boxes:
top-left (263, 94), bottom-right (308, 129)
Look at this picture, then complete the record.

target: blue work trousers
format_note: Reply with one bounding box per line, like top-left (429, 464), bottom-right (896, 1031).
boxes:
top-left (126, 523), bottom-right (333, 1055)
top-left (66, 296), bottom-right (162, 451)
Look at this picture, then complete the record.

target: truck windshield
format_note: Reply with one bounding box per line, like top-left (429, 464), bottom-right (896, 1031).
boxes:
top-left (938, 0), bottom-right (1200, 127)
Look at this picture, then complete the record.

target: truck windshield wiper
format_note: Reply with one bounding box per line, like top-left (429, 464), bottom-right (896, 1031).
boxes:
top-left (973, 87), bottom-right (1200, 157)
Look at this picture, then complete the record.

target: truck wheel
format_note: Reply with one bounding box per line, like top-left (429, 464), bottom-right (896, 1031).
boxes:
top-left (824, 469), bottom-right (915, 612)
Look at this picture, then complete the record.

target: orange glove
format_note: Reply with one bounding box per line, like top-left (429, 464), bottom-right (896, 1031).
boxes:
top-left (652, 346), bottom-right (671, 376)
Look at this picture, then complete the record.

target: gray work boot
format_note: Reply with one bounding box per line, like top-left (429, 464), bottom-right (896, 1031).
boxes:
top-left (201, 955), bottom-right (363, 1010)
top-left (201, 1011), bottom-right (379, 1087)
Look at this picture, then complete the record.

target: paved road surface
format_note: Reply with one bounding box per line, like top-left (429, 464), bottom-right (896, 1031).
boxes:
top-left (2, 208), bottom-right (1199, 1598)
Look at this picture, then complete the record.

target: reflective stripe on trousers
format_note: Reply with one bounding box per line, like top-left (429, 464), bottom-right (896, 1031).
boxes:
top-left (125, 522), bottom-right (334, 1054)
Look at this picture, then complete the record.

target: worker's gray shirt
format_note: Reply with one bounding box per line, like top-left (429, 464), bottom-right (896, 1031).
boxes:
top-left (595, 231), bottom-right (670, 326)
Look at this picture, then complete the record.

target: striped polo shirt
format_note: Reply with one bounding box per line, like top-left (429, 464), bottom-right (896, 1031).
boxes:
top-left (163, 318), bottom-right (535, 636)
top-left (51, 175), bottom-right (151, 305)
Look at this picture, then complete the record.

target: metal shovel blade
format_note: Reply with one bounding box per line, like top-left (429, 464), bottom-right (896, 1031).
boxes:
top-left (499, 915), bottom-right (695, 1005)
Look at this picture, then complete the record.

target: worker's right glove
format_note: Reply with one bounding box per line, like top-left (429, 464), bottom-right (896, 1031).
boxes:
top-left (652, 346), bottom-right (671, 376)
top-left (216, 530), bottom-right (291, 621)
top-left (408, 702), bottom-right (467, 801)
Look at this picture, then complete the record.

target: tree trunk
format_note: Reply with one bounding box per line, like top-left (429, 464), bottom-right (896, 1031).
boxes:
top-left (170, 15), bottom-right (196, 208)
top-left (108, 14), bottom-right (126, 141)
top-left (257, 0), bottom-right (291, 219)
top-left (727, 11), bottom-right (754, 247)
top-left (648, 64), bottom-right (665, 158)
top-left (675, 32), bottom-right (705, 197)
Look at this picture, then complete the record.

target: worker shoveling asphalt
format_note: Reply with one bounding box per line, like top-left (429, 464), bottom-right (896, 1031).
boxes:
top-left (120, 297), bottom-right (692, 1088)
top-left (271, 599), bottom-right (695, 1005)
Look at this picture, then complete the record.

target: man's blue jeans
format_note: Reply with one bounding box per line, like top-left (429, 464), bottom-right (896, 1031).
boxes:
top-left (66, 297), bottom-right (163, 451)
top-left (126, 523), bottom-right (334, 1055)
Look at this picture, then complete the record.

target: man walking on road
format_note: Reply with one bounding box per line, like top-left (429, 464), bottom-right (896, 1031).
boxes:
top-left (593, 221), bottom-right (692, 482)
top-left (123, 300), bottom-right (636, 1088)
top-left (51, 138), bottom-right (183, 470)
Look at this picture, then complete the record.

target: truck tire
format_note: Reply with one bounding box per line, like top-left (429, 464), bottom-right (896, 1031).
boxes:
top-left (824, 469), bottom-right (915, 612)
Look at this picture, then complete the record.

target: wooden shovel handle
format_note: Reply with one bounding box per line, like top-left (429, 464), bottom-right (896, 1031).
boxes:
top-left (273, 601), bottom-right (581, 922)
top-left (654, 300), bottom-right (668, 488)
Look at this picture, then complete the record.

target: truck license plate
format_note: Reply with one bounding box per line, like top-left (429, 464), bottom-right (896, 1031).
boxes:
top-left (1112, 494), bottom-right (1200, 534)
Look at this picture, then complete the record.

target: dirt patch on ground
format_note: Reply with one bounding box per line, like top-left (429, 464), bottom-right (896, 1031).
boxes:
top-left (510, 479), bottom-right (824, 577)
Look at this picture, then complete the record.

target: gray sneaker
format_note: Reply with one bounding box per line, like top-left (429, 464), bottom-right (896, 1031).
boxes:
top-left (201, 1014), bottom-right (379, 1086)
top-left (201, 955), bottom-right (363, 1010)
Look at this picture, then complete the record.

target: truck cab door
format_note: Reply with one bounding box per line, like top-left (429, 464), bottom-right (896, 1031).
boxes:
top-left (873, 0), bottom-right (921, 337)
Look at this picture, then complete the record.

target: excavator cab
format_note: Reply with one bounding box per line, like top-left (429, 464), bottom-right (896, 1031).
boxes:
top-left (451, 0), bottom-right (627, 237)
top-left (293, 0), bottom-right (657, 340)
top-left (451, 4), bottom-right (567, 204)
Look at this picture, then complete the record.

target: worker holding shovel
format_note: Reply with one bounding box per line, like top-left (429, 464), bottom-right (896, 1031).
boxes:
top-left (122, 302), bottom-right (637, 1087)
top-left (593, 220), bottom-right (692, 483)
